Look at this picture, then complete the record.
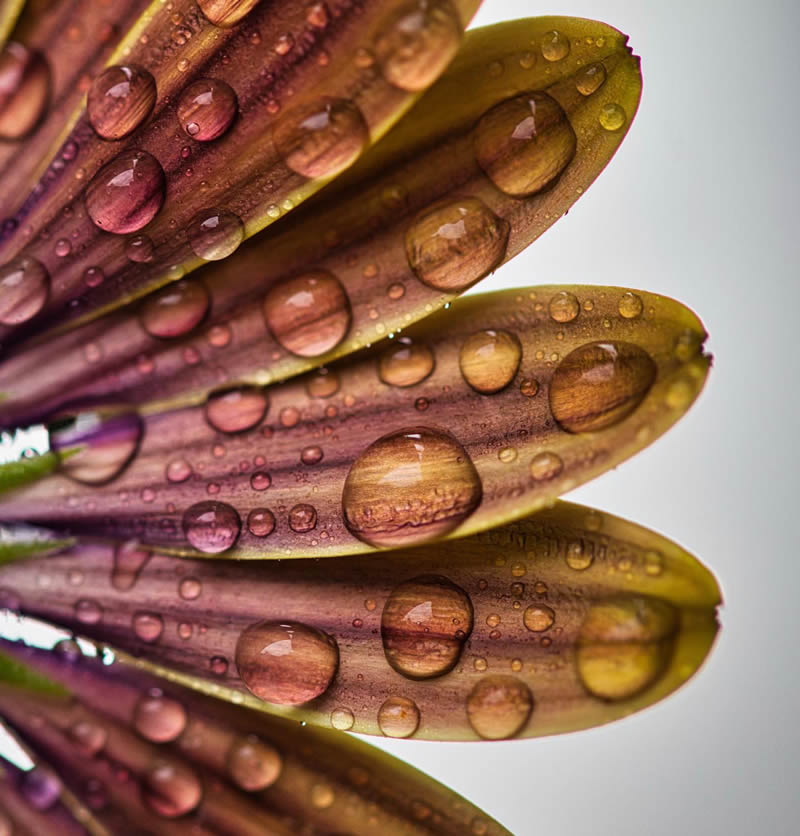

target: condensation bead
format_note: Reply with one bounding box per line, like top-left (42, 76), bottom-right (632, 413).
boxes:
top-left (306, 368), bottom-right (340, 398)
top-left (378, 337), bottom-right (435, 387)
top-left (87, 65), bottom-right (156, 140)
top-left (183, 500), bottom-right (241, 553)
top-left (474, 92), bottom-right (576, 198)
top-left (140, 280), bottom-right (209, 338)
top-left (548, 291), bottom-right (580, 323)
top-left (458, 329), bottom-right (521, 394)
top-left (343, 427), bottom-right (481, 548)
top-left (599, 103), bottom-right (627, 131)
top-left (142, 761), bottom-right (202, 818)
top-left (227, 735), bottom-right (282, 791)
top-left (112, 541), bottom-right (150, 590)
top-left (405, 198), bottom-right (509, 291)
top-left (377, 695), bottom-right (420, 738)
top-left (575, 63), bottom-right (607, 96)
top-left (133, 690), bottom-right (187, 742)
top-left (188, 209), bottom-right (244, 260)
top-left (205, 387), bottom-right (268, 433)
top-left (466, 676), bottom-right (533, 739)
top-left (0, 42), bottom-right (51, 140)
top-left (523, 604), bottom-right (554, 632)
top-left (0, 257), bottom-right (49, 325)
top-left (529, 451), bottom-right (563, 482)
top-left (133, 611), bottom-right (164, 643)
top-left (198, 0), bottom-right (261, 28)
top-left (541, 30), bottom-right (570, 62)
top-left (247, 508), bottom-right (275, 537)
top-left (177, 78), bottom-right (237, 141)
top-left (618, 291), bottom-right (644, 319)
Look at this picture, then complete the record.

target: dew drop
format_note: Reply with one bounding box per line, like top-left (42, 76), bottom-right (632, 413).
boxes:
top-left (183, 500), bottom-right (241, 553)
top-left (112, 540), bottom-right (150, 591)
top-left (576, 62), bottom-right (607, 96)
top-left (388, 281), bottom-right (406, 299)
top-left (289, 503), bottom-right (317, 533)
top-left (0, 257), bottom-right (49, 325)
top-left (374, 0), bottom-right (462, 92)
top-left (466, 676), bottom-right (533, 739)
top-left (529, 451), bottom-right (563, 482)
top-left (250, 471), bottom-right (271, 491)
top-left (263, 271), bottom-right (351, 357)
top-left (519, 378), bottom-right (539, 398)
top-left (166, 457), bottom-right (193, 483)
top-left (227, 735), bottom-right (282, 791)
top-left (377, 695), bottom-right (420, 738)
top-left (246, 509), bottom-right (275, 539)
top-left (566, 540), bottom-right (593, 571)
top-left (68, 719), bottom-right (107, 756)
top-left (330, 707), bottom-right (355, 730)
top-left (405, 198), bottom-right (509, 291)
top-left (84, 266), bottom-right (105, 287)
top-left (550, 341), bottom-right (656, 433)
top-left (577, 597), bottom-right (678, 700)
top-left (0, 42), bottom-right (51, 140)
top-left (49, 408), bottom-right (142, 484)
top-left (306, 368), bottom-right (340, 398)
top-left (343, 427), bottom-right (482, 548)
top-left (85, 150), bottom-right (165, 234)
top-left (209, 654), bottom-right (228, 674)
top-left (273, 98), bottom-right (369, 180)
top-left (133, 611), bottom-right (164, 643)
top-left (548, 291), bottom-right (580, 323)
top-left (87, 65), bottom-right (156, 140)
top-left (179, 576), bottom-right (202, 600)
top-left (474, 92), bottom-right (576, 198)
top-left (22, 767), bottom-right (61, 811)
top-left (188, 209), bottom-right (244, 260)
top-left (382, 575), bottom-right (473, 679)
top-left (301, 445), bottom-right (324, 465)
top-left (126, 234), bottom-right (154, 263)
top-left (205, 386), bottom-right (268, 433)
top-left (177, 78), bottom-right (237, 141)
top-left (644, 550), bottom-right (664, 577)
top-left (599, 102), bottom-right (627, 131)
top-left (618, 291), bottom-right (644, 319)
top-left (378, 337), bottom-right (435, 387)
top-left (524, 604), bottom-right (555, 632)
top-left (75, 598), bottom-right (102, 625)
top-left (459, 329), bottom-right (521, 394)
top-left (134, 689), bottom-right (187, 742)
top-left (142, 761), bottom-right (202, 818)
top-left (197, 0), bottom-right (261, 28)
top-left (235, 620), bottom-right (339, 705)
top-left (54, 238), bottom-right (71, 257)
top-left (541, 29), bottom-right (570, 61)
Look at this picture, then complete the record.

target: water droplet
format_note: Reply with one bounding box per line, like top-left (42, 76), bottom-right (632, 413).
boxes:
top-left (529, 451), bottom-right (563, 481)
top-left (618, 291), bottom-right (644, 319)
top-left (566, 540), bottom-right (593, 571)
top-left (133, 611), bottom-right (164, 642)
top-left (177, 78), bottom-right (237, 141)
top-left (142, 761), bottom-right (202, 818)
top-left (126, 234), bottom-right (154, 263)
top-left (263, 271), bottom-right (351, 357)
top-left (343, 427), bottom-right (482, 548)
top-left (75, 598), bottom-right (102, 624)
top-left (54, 238), bottom-right (71, 257)
top-left (183, 500), bottom-right (241, 553)
top-left (486, 613), bottom-right (501, 628)
top-left (178, 622), bottom-right (193, 640)
top-left (548, 291), bottom-right (580, 323)
top-left (227, 735), bottom-right (282, 791)
top-left (87, 65), bottom-right (156, 140)
top-left (330, 706), bottom-right (355, 730)
top-left (84, 266), bottom-right (105, 287)
top-left (85, 150), bottom-right (165, 234)
top-left (524, 604), bottom-right (554, 632)
top-left (306, 2), bottom-right (329, 28)
top-left (205, 386), bottom-right (268, 433)
top-left (179, 576), bottom-right (202, 600)
top-left (405, 198), bottom-right (509, 291)
top-left (22, 767), bottom-right (61, 810)
top-left (273, 98), bottom-right (368, 179)
top-left (289, 503), bottom-right (317, 533)
top-left (498, 446), bottom-right (517, 463)
top-left (519, 378), bottom-right (539, 398)
top-left (474, 92), bottom-right (576, 197)
top-left (188, 209), bottom-right (244, 260)
top-left (541, 29), bottom-right (570, 61)
top-left (382, 575), bottom-right (473, 679)
top-left (0, 257), bottom-right (49, 324)
top-left (300, 445), bottom-right (324, 465)
top-left (599, 102), bottom-right (627, 131)
top-left (576, 62), bottom-right (607, 96)
top-left (459, 329), bottom-right (521, 394)
top-left (236, 620), bottom-right (339, 705)
top-left (0, 42), bottom-right (51, 140)
top-left (377, 695), bottom-right (420, 738)
top-left (112, 540), bottom-right (150, 590)
top-left (54, 638), bottom-right (82, 662)
top-left (68, 719), bottom-right (107, 756)
top-left (374, 0), bottom-right (462, 92)
top-left (198, 0), bottom-right (260, 27)
top-left (49, 407), bottom-right (142, 484)
top-left (250, 471), bottom-right (271, 491)
top-left (134, 690), bottom-right (187, 742)
top-left (644, 550), bottom-right (664, 577)
top-left (466, 676), bottom-right (533, 739)
top-left (166, 457), bottom-right (193, 483)
top-left (378, 337), bottom-right (435, 387)
top-left (306, 368), bottom-right (340, 398)
top-left (577, 597), bottom-right (678, 700)
top-left (209, 654), bottom-right (228, 674)
top-left (550, 341), bottom-right (656, 433)
top-left (388, 281), bottom-right (406, 299)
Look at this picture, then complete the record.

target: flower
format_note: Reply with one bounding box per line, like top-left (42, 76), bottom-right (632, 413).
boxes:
top-left (0, 2), bottom-right (719, 833)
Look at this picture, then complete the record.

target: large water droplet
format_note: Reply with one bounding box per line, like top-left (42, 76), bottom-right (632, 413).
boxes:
top-left (377, 695), bottom-right (420, 738)
top-left (177, 78), bottom-right (237, 141)
top-left (263, 271), bottom-right (351, 357)
top-left (343, 427), bottom-right (481, 548)
top-left (0, 42), bottom-right (51, 139)
top-left (382, 575), bottom-right (473, 679)
top-left (599, 102), bottom-right (627, 131)
top-left (205, 387), bottom-right (268, 434)
top-left (550, 341), bottom-right (656, 433)
top-left (273, 98), bottom-right (369, 179)
top-left (188, 209), bottom-right (244, 260)
top-left (140, 279), bottom-right (209, 339)
top-left (466, 676), bottom-right (533, 739)
top-left (183, 500), bottom-right (241, 553)
top-left (142, 761), bottom-right (202, 818)
top-left (458, 329), bottom-right (521, 394)
top-left (227, 735), bottom-right (282, 791)
top-left (617, 291), bottom-right (643, 319)
top-left (405, 198), bottom-right (509, 291)
top-left (577, 597), bottom-right (678, 700)
top-left (474, 92), bottom-right (576, 198)
top-left (112, 540), bottom-right (150, 590)
top-left (0, 257), bottom-right (49, 325)
top-left (134, 689), bottom-right (187, 742)
top-left (374, 0), bottom-right (462, 92)
top-left (198, 0), bottom-right (261, 28)
top-left (86, 150), bottom-right (165, 234)
top-left (378, 337), bottom-right (435, 387)
top-left (49, 408), bottom-right (142, 484)
top-left (87, 65), bottom-right (156, 140)
top-left (235, 620), bottom-right (339, 705)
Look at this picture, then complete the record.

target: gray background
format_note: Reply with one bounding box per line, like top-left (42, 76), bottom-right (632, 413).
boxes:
top-left (368, 1), bottom-right (800, 834)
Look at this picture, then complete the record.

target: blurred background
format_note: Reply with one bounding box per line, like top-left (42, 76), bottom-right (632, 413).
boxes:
top-left (370, 1), bottom-right (800, 834)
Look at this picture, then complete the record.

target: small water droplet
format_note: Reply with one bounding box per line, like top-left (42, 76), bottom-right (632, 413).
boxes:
top-left (289, 503), bottom-right (317, 533)
top-left (378, 337), bottom-right (435, 387)
top-left (524, 604), bottom-right (555, 632)
top-left (84, 266), bottom-right (105, 287)
top-left (183, 500), bottom-right (241, 553)
top-left (599, 102), bottom-right (627, 131)
top-left (205, 386), bottom-right (268, 433)
top-left (519, 378), bottom-right (539, 398)
top-left (236, 620), bottom-right (339, 705)
top-left (330, 706), bottom-right (355, 730)
top-left (198, 0), bottom-right (260, 27)
top-left (22, 767), bottom-right (61, 811)
top-left (306, 367), bottom-right (340, 398)
top-left (179, 576), bottom-right (202, 600)
top-left (618, 291), bottom-right (644, 319)
top-left (188, 209), bottom-right (244, 260)
top-left (0, 42), bottom-right (51, 140)
top-left (644, 550), bottom-right (664, 577)
top-left (566, 540), bottom-right (593, 571)
top-left (133, 611), bottom-right (164, 642)
top-left (250, 471), bottom-right (271, 491)
top-left (300, 445), bottom-right (324, 465)
top-left (459, 329), bottom-right (521, 394)
top-left (142, 761), bottom-right (202, 818)
top-left (0, 257), bottom-right (49, 324)
top-left (88, 65), bottom-right (156, 140)
top-left (529, 451), bottom-right (563, 481)
top-left (112, 540), bottom-right (150, 590)
top-left (498, 446), bottom-right (517, 463)
top-left (576, 62), bottom-right (607, 96)
top-left (68, 719), bottom-right (107, 756)
top-left (548, 291), bottom-right (580, 323)
top-left (126, 233), bottom-right (154, 263)
top-left (177, 78), bottom-right (237, 141)
top-left (377, 695), bottom-right (420, 738)
top-left (75, 598), bottom-right (102, 624)
top-left (466, 676), bottom-right (533, 739)
top-left (227, 735), bottom-right (282, 791)
top-left (134, 689), bottom-right (187, 742)
top-left (166, 457), bottom-right (193, 483)
top-left (541, 29), bottom-right (570, 62)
